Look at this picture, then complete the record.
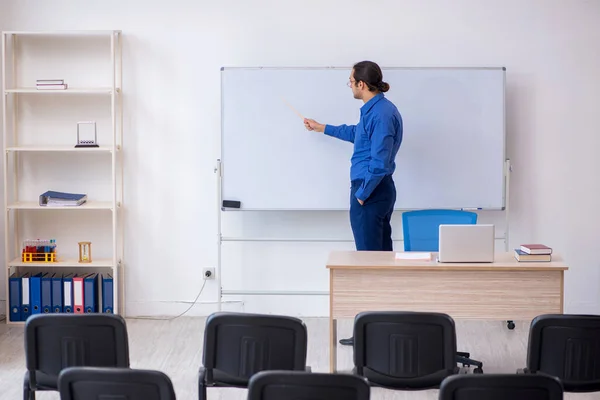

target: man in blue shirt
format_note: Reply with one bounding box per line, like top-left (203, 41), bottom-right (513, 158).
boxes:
top-left (304, 61), bottom-right (403, 345)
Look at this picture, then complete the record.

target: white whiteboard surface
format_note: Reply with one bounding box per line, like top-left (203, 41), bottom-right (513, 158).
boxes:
top-left (221, 67), bottom-right (506, 211)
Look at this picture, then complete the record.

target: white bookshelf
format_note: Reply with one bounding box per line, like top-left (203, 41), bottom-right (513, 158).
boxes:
top-left (1, 30), bottom-right (123, 324)
top-left (5, 88), bottom-right (116, 94)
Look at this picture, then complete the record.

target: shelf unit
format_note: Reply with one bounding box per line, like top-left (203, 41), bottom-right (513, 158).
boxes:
top-left (1, 30), bottom-right (123, 324)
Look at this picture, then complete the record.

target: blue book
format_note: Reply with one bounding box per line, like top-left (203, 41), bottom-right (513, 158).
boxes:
top-left (102, 273), bottom-right (113, 313)
top-left (41, 273), bottom-right (52, 314)
top-left (51, 273), bottom-right (63, 313)
top-left (39, 190), bottom-right (87, 206)
top-left (9, 273), bottom-right (22, 322)
top-left (30, 273), bottom-right (43, 315)
top-left (84, 273), bottom-right (98, 313)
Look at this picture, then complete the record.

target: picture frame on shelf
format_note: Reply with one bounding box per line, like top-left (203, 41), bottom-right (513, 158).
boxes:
top-left (75, 121), bottom-right (99, 148)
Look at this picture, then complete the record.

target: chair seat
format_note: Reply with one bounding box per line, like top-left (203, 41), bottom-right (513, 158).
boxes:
top-left (24, 370), bottom-right (59, 391)
top-left (206, 368), bottom-right (253, 388)
top-left (521, 370), bottom-right (600, 393)
top-left (353, 366), bottom-right (459, 390)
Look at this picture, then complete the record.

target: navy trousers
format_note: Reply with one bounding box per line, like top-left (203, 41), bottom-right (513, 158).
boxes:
top-left (350, 175), bottom-right (396, 251)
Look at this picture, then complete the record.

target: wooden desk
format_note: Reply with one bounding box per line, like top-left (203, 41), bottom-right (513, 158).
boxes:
top-left (327, 251), bottom-right (568, 372)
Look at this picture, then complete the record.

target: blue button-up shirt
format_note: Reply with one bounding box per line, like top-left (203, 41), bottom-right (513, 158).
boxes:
top-left (324, 93), bottom-right (403, 201)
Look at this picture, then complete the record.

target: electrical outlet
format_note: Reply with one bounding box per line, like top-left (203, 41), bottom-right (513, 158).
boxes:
top-left (203, 267), bottom-right (215, 280)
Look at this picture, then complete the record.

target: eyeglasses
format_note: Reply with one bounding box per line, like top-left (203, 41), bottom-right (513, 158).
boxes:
top-left (347, 79), bottom-right (356, 87)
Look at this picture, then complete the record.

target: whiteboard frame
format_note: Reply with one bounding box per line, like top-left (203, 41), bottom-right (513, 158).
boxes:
top-left (219, 66), bottom-right (507, 211)
top-left (216, 66), bottom-right (510, 305)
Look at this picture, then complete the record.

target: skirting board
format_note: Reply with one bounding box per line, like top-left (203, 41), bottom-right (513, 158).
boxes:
top-left (0, 300), bottom-right (594, 320)
top-left (222, 294), bottom-right (330, 317)
top-left (125, 300), bottom-right (243, 318)
top-left (126, 295), bottom-right (330, 318)
top-left (564, 301), bottom-right (600, 315)
top-left (126, 299), bottom-right (597, 319)
top-left (0, 300), bottom-right (242, 320)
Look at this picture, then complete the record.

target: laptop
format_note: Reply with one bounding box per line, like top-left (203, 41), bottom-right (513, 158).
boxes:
top-left (438, 224), bottom-right (495, 263)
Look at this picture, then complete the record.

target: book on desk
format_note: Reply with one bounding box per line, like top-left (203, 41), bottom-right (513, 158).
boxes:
top-left (515, 244), bottom-right (552, 262)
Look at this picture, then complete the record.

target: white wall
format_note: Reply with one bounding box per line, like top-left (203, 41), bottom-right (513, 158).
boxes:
top-left (1, 0), bottom-right (599, 317)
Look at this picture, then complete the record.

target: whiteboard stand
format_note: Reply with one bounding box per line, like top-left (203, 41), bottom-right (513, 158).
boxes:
top-left (214, 158), bottom-right (512, 310)
top-left (215, 159), bottom-right (223, 311)
top-left (504, 158), bottom-right (512, 252)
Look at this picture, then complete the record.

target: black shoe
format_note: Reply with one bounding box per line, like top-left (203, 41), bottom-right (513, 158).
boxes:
top-left (339, 337), bottom-right (354, 346)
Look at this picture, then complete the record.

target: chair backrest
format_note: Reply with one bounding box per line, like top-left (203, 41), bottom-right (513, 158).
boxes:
top-left (247, 370), bottom-right (370, 400)
top-left (439, 374), bottom-right (564, 400)
top-left (402, 209), bottom-right (477, 251)
top-left (202, 312), bottom-right (307, 381)
top-left (353, 311), bottom-right (458, 389)
top-left (526, 314), bottom-right (600, 392)
top-left (25, 314), bottom-right (130, 388)
top-left (58, 367), bottom-right (176, 400)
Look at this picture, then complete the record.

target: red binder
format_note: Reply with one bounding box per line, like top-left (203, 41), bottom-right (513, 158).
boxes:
top-left (73, 276), bottom-right (85, 314)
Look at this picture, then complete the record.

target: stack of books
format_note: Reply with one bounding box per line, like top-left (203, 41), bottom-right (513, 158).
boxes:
top-left (39, 191), bottom-right (87, 207)
top-left (36, 79), bottom-right (68, 90)
top-left (514, 244), bottom-right (552, 262)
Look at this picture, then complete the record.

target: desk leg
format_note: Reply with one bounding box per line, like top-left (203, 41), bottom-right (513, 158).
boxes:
top-left (560, 271), bottom-right (564, 313)
top-left (330, 317), bottom-right (337, 372)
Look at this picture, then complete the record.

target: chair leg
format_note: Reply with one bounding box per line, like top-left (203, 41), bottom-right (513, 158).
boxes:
top-left (456, 354), bottom-right (484, 374)
top-left (198, 367), bottom-right (207, 400)
top-left (198, 382), bottom-right (207, 400)
top-left (23, 385), bottom-right (34, 400)
top-left (23, 374), bottom-right (34, 400)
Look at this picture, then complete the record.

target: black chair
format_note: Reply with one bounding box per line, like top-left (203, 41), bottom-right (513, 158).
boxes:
top-left (24, 314), bottom-right (130, 400)
top-left (58, 367), bottom-right (176, 400)
top-left (198, 312), bottom-right (309, 400)
top-left (352, 311), bottom-right (482, 390)
top-left (519, 314), bottom-right (600, 392)
top-left (439, 374), bottom-right (563, 400)
top-left (247, 370), bottom-right (370, 400)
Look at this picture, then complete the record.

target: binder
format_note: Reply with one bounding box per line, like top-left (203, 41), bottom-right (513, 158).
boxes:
top-left (9, 273), bottom-right (22, 322)
top-left (102, 273), bottom-right (113, 313)
top-left (21, 272), bottom-right (31, 321)
top-left (63, 273), bottom-right (73, 313)
top-left (84, 273), bottom-right (98, 313)
top-left (41, 273), bottom-right (52, 314)
top-left (30, 273), bottom-right (43, 315)
top-left (51, 273), bottom-right (63, 313)
top-left (73, 275), bottom-right (84, 314)
top-left (39, 190), bottom-right (87, 206)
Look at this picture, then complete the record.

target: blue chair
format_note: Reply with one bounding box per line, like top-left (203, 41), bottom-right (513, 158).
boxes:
top-left (400, 209), bottom-right (485, 372)
top-left (402, 209), bottom-right (515, 332)
top-left (402, 209), bottom-right (477, 251)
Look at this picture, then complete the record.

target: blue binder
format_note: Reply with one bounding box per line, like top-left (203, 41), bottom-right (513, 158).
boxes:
top-left (41, 273), bottom-right (52, 314)
top-left (30, 273), bottom-right (43, 315)
top-left (102, 273), bottom-right (113, 313)
top-left (51, 273), bottom-right (63, 313)
top-left (21, 272), bottom-right (31, 321)
top-left (9, 273), bottom-right (22, 322)
top-left (84, 273), bottom-right (98, 313)
top-left (63, 273), bottom-right (73, 313)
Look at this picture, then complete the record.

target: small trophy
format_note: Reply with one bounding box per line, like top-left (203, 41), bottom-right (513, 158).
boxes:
top-left (75, 121), bottom-right (99, 148)
top-left (78, 241), bottom-right (92, 263)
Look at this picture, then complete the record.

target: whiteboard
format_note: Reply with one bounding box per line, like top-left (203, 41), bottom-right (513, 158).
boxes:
top-left (221, 67), bottom-right (506, 211)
